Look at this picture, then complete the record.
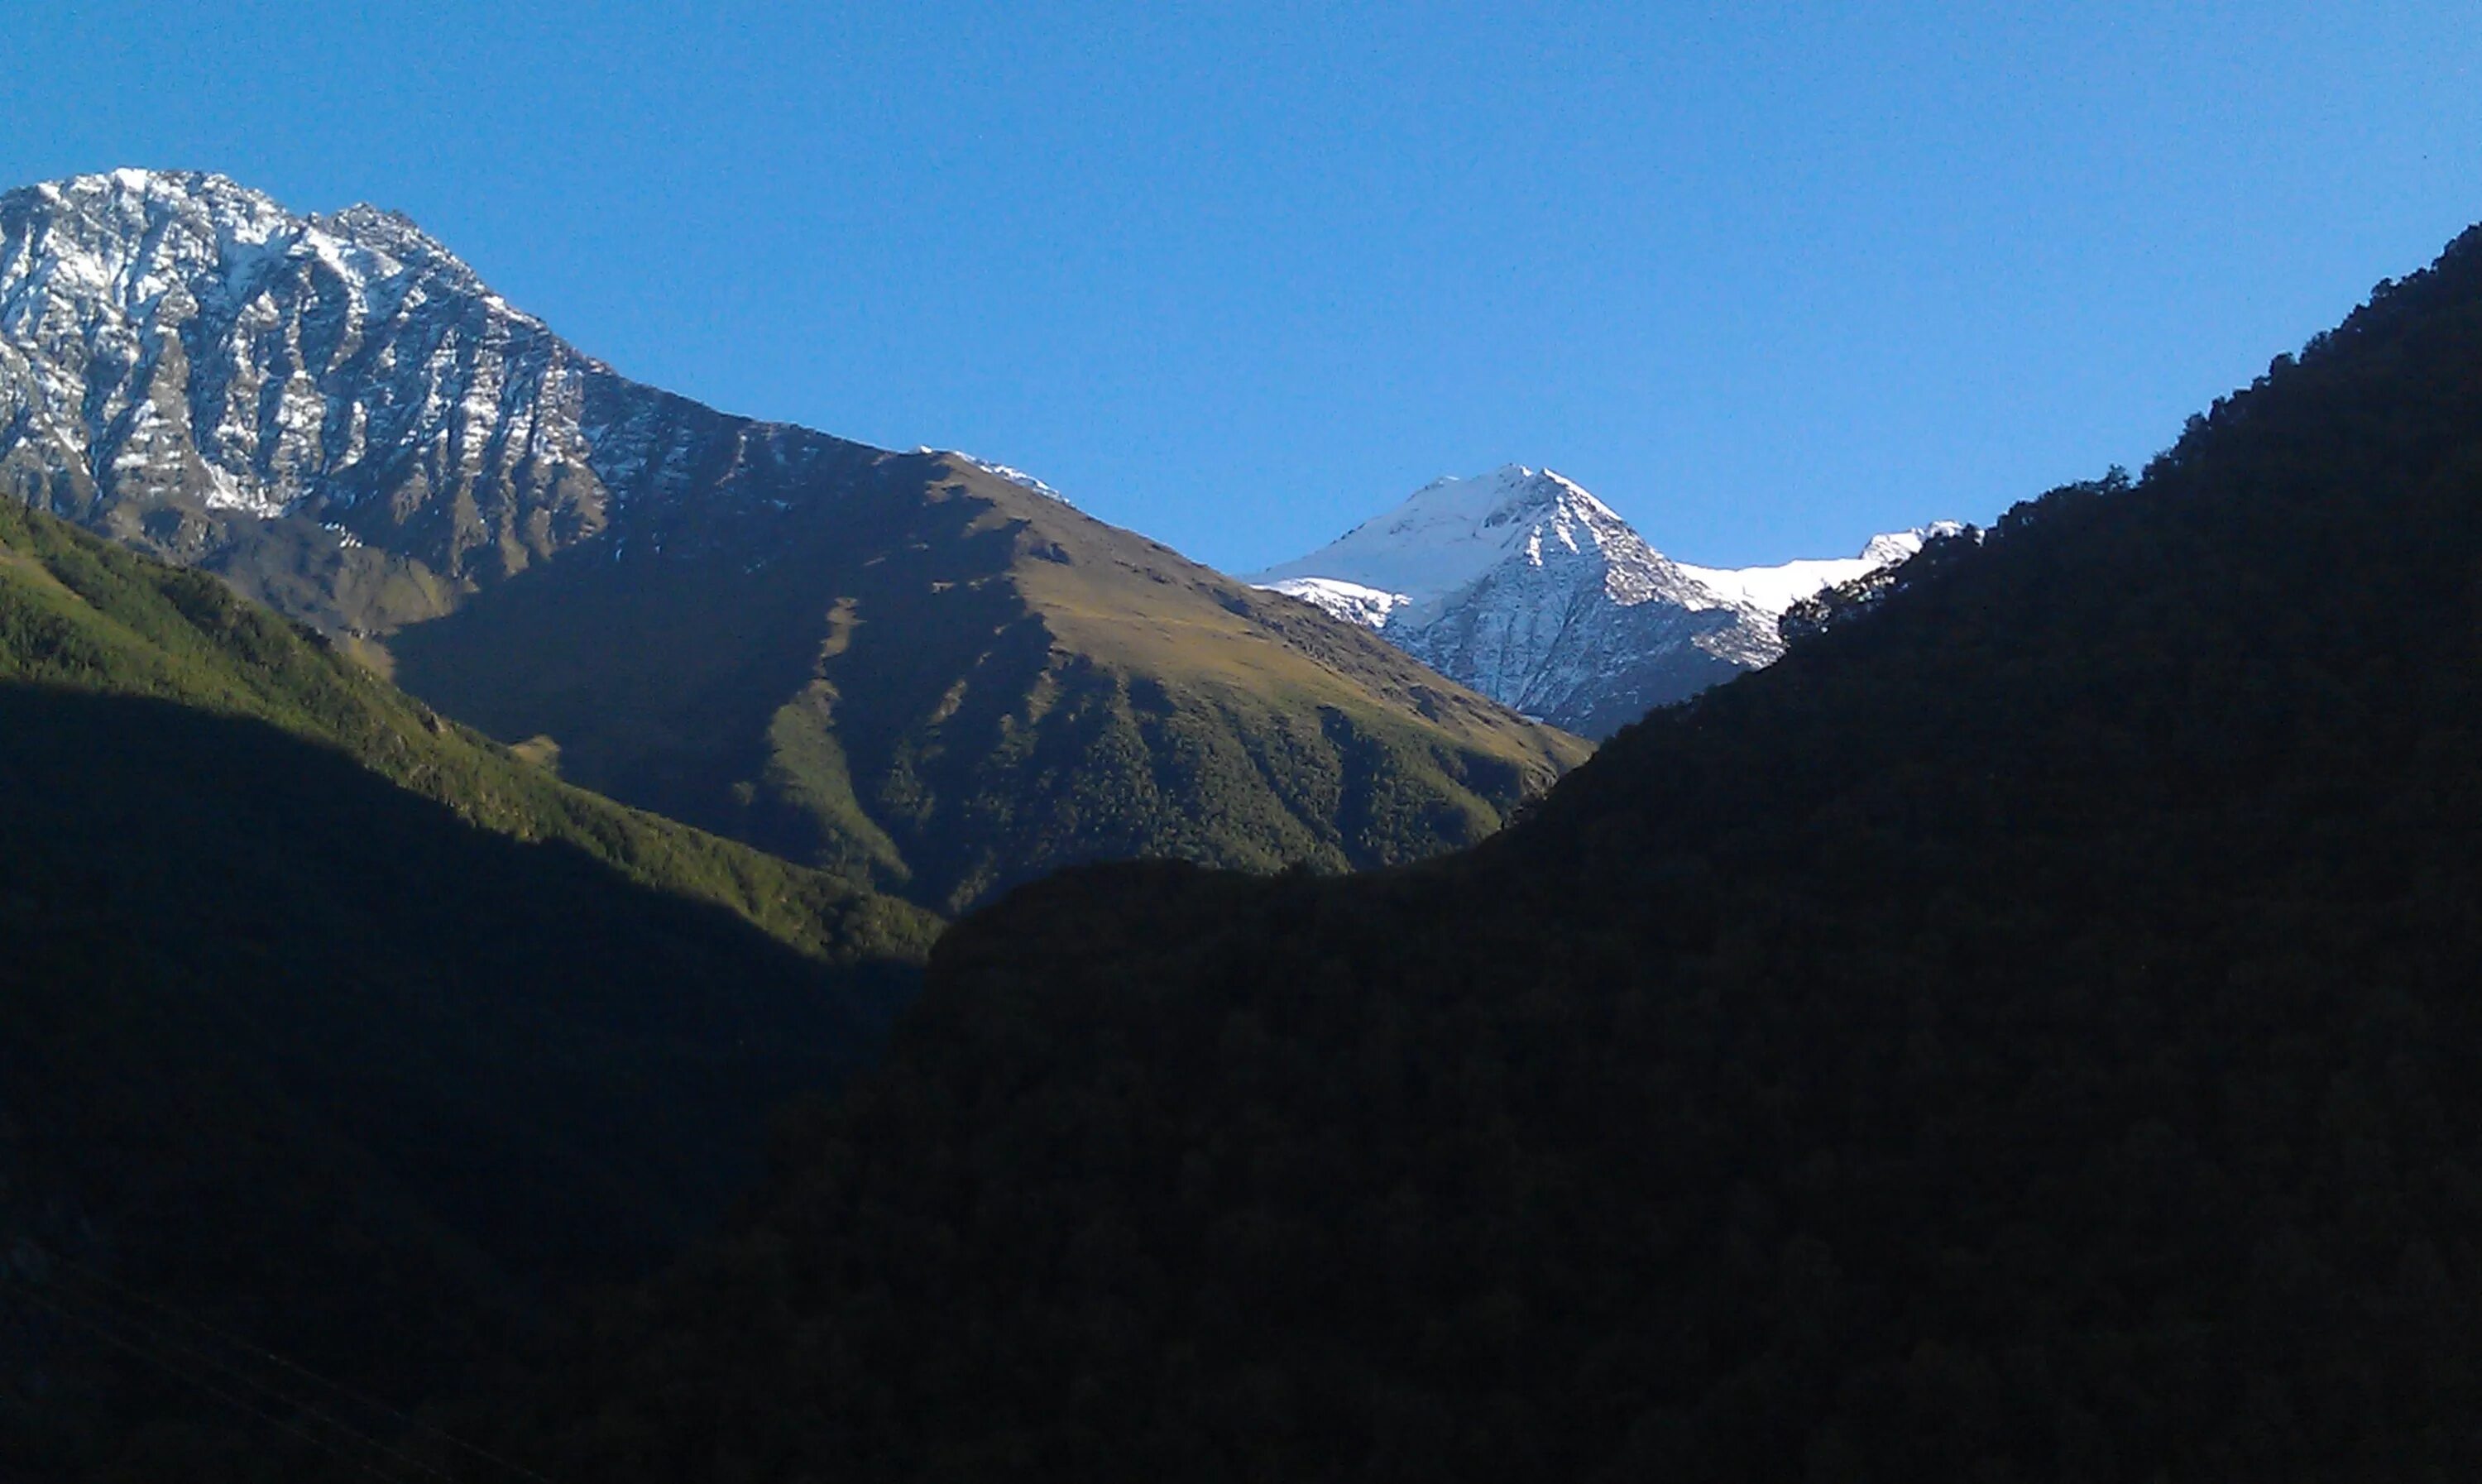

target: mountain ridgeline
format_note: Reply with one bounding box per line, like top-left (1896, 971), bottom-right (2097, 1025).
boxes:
top-left (0, 170), bottom-right (1584, 912)
top-left (512, 229), bottom-right (2482, 1480)
top-left (0, 495), bottom-right (937, 1478)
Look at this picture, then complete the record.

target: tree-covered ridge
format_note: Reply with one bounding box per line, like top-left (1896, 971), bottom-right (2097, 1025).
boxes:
top-left (0, 501), bottom-right (937, 1479)
top-left (518, 227), bottom-right (2482, 1481)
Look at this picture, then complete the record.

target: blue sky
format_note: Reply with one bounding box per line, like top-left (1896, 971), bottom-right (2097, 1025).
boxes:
top-left (5, 3), bottom-right (2478, 568)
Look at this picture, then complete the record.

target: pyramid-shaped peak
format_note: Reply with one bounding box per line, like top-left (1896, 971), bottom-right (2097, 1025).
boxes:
top-left (1422, 463), bottom-right (1583, 495)
top-left (1249, 464), bottom-right (1656, 610)
top-left (1402, 465), bottom-right (1610, 522)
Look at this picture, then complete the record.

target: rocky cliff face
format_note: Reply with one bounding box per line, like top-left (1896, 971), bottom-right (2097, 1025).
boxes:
top-left (0, 168), bottom-right (880, 634)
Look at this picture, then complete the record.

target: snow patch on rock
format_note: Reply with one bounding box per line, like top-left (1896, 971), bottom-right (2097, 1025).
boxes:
top-left (1258, 576), bottom-right (1413, 629)
top-left (927, 448), bottom-right (1071, 504)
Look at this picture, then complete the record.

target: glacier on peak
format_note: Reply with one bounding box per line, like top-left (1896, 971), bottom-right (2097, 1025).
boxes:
top-left (1250, 467), bottom-right (1953, 738)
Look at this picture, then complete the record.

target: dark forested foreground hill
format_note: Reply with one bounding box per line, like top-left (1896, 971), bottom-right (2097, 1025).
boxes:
top-left (515, 232), bottom-right (2482, 1481)
top-left (0, 500), bottom-right (937, 1479)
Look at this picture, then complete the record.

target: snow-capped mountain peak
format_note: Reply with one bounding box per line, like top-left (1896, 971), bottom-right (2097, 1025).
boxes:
top-left (0, 169), bottom-right (879, 616)
top-left (1256, 464), bottom-right (1646, 613)
top-left (1252, 467), bottom-right (1953, 737)
top-left (3, 171), bottom-right (496, 331)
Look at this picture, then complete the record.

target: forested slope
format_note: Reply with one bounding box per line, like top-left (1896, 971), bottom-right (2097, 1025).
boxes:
top-left (520, 229), bottom-right (2482, 1480)
top-left (0, 500), bottom-right (936, 1480)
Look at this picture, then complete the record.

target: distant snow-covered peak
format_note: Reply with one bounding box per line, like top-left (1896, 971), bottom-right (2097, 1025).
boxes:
top-left (1248, 465), bottom-right (1959, 736)
top-left (1249, 464), bottom-right (1656, 610)
top-left (1860, 519), bottom-right (1967, 564)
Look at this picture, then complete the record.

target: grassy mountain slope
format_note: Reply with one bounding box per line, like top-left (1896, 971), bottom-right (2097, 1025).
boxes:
top-left (517, 231), bottom-right (2482, 1480)
top-left (0, 496), bottom-right (938, 962)
top-left (0, 500), bottom-right (937, 1478)
top-left (393, 454), bottom-right (1588, 912)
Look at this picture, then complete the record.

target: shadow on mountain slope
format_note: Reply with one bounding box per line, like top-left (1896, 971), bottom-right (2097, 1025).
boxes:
top-left (0, 686), bottom-right (915, 1479)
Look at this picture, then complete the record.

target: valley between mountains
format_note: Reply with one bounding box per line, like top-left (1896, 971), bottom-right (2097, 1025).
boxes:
top-left (21, 159), bottom-right (2477, 1484)
top-left (0, 491), bottom-right (937, 1473)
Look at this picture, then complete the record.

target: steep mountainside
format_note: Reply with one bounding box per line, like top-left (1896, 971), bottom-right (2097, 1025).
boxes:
top-left (0, 169), bottom-right (874, 642)
top-left (0, 498), bottom-right (934, 1479)
top-left (392, 453), bottom-right (1588, 912)
top-left (0, 171), bottom-right (1584, 909)
top-left (519, 230), bottom-right (2482, 1480)
top-left (1253, 464), bottom-right (1950, 737)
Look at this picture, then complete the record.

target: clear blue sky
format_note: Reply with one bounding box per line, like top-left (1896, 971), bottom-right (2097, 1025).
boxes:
top-left (6, 3), bottom-right (2478, 568)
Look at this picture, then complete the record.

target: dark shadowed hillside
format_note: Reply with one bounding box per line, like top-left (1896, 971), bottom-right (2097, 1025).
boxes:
top-left (515, 229), bottom-right (2482, 1481)
top-left (0, 500), bottom-right (935, 1480)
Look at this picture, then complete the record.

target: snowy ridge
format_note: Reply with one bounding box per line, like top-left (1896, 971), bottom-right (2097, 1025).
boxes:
top-left (1678, 521), bottom-right (1967, 615)
top-left (0, 170), bottom-right (572, 519)
top-left (0, 169), bottom-right (883, 627)
top-left (1252, 466), bottom-right (1952, 737)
